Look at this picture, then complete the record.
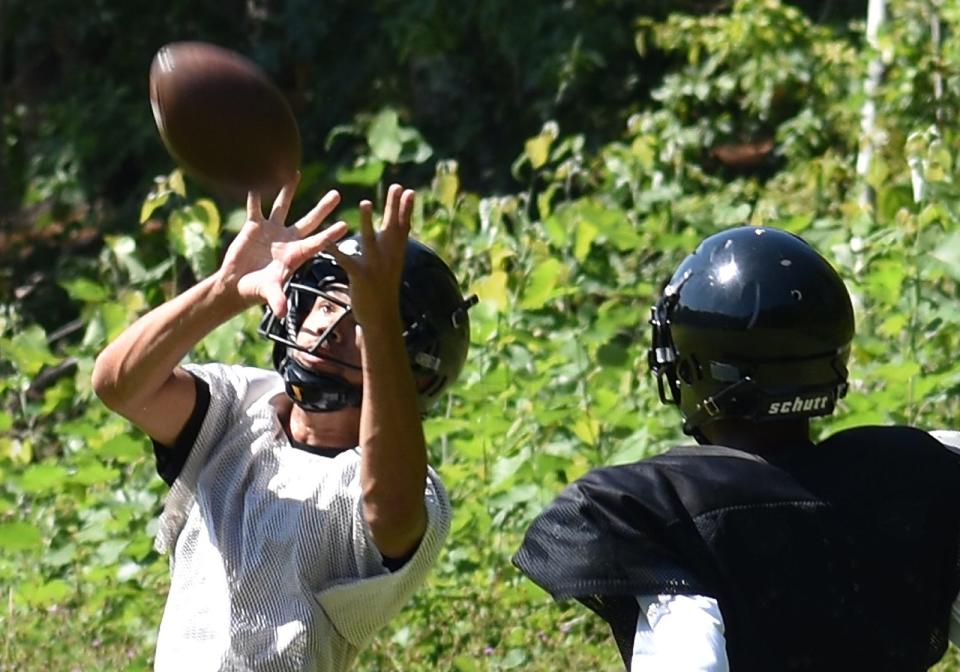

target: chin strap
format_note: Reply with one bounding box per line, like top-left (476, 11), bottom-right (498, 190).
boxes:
top-left (281, 358), bottom-right (363, 412)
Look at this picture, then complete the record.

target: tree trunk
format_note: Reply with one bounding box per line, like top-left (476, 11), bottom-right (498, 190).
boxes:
top-left (856, 0), bottom-right (887, 211)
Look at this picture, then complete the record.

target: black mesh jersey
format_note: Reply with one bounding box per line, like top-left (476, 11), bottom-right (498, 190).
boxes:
top-left (513, 426), bottom-right (960, 671)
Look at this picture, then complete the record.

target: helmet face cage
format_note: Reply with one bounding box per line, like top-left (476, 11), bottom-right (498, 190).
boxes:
top-left (258, 236), bottom-right (476, 413)
top-left (648, 294), bottom-right (681, 407)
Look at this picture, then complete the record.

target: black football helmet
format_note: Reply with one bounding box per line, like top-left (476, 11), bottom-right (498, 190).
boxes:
top-left (259, 235), bottom-right (477, 413)
top-left (648, 226), bottom-right (854, 436)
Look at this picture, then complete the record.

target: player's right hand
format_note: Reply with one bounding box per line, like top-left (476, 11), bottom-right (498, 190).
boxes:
top-left (216, 173), bottom-right (347, 318)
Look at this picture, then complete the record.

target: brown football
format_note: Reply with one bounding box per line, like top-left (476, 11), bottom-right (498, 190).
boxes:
top-left (149, 42), bottom-right (301, 197)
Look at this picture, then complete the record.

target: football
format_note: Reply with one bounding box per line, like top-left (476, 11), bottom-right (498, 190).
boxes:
top-left (149, 42), bottom-right (301, 197)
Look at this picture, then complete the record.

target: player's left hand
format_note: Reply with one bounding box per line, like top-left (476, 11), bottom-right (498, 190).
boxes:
top-left (323, 183), bottom-right (414, 330)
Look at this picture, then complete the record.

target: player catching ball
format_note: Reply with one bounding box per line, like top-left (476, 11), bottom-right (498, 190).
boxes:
top-left (514, 226), bottom-right (960, 671)
top-left (92, 179), bottom-right (475, 670)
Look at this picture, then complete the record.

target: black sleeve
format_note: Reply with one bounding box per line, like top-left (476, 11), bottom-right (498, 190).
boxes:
top-left (152, 372), bottom-right (211, 486)
top-left (382, 548), bottom-right (415, 572)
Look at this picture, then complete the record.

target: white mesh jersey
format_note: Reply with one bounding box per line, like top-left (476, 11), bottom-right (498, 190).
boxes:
top-left (152, 363), bottom-right (451, 672)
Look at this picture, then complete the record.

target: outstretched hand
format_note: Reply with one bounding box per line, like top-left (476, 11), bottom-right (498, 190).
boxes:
top-left (218, 174), bottom-right (348, 318)
top-left (323, 183), bottom-right (415, 329)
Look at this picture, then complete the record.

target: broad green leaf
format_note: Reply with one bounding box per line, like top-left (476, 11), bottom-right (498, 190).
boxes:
top-left (433, 160), bottom-right (460, 211)
top-left (367, 108), bottom-right (403, 163)
top-left (932, 233), bottom-right (960, 282)
top-left (0, 522), bottom-right (43, 551)
top-left (0, 437), bottom-right (32, 464)
top-left (574, 218), bottom-right (599, 261)
top-left (140, 191), bottom-right (169, 223)
top-left (572, 416), bottom-right (601, 445)
top-left (72, 462), bottom-right (121, 486)
top-left (520, 258), bottom-right (566, 310)
top-left (170, 168), bottom-right (187, 196)
top-left (95, 539), bottom-right (129, 565)
top-left (525, 134), bottom-right (552, 170)
top-left (22, 579), bottom-right (71, 607)
top-left (336, 157), bottom-right (385, 186)
top-left (18, 463), bottom-right (69, 493)
top-left (44, 543), bottom-right (77, 568)
top-left (169, 199), bottom-right (221, 278)
top-left (97, 435), bottom-right (143, 462)
top-left (2, 325), bottom-right (57, 376)
top-left (60, 277), bottom-right (108, 302)
top-left (471, 271), bottom-right (509, 313)
top-left (396, 125), bottom-right (433, 164)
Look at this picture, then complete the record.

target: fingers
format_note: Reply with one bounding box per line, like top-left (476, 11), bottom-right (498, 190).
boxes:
top-left (381, 184), bottom-right (414, 235)
top-left (246, 191), bottom-right (263, 222)
top-left (359, 200), bottom-right (375, 250)
top-left (322, 234), bottom-right (362, 275)
top-left (269, 173), bottom-right (301, 224)
top-left (262, 283), bottom-right (288, 320)
top-left (398, 188), bottom-right (415, 232)
top-left (293, 190), bottom-right (342, 237)
top-left (290, 221), bottom-right (349, 268)
top-left (381, 183), bottom-right (402, 230)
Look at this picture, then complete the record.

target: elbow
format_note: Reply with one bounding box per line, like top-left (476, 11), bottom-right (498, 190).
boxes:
top-left (364, 497), bottom-right (428, 560)
top-left (91, 351), bottom-right (123, 409)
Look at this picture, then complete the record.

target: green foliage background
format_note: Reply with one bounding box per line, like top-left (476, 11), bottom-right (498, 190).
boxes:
top-left (3, 1), bottom-right (960, 670)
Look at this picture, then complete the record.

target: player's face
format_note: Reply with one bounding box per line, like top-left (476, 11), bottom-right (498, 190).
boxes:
top-left (293, 287), bottom-right (362, 378)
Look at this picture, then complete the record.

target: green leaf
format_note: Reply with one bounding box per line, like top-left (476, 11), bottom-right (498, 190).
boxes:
top-left (72, 462), bottom-right (121, 486)
top-left (572, 416), bottom-right (601, 445)
top-left (932, 233), bottom-right (960, 282)
top-left (433, 160), bottom-right (460, 211)
top-left (367, 108), bottom-right (403, 163)
top-left (0, 522), bottom-right (43, 551)
top-left (525, 134), bottom-right (552, 170)
top-left (19, 463), bottom-right (69, 493)
top-left (60, 277), bottom-right (109, 302)
top-left (2, 325), bottom-right (57, 376)
top-left (471, 271), bottom-right (509, 313)
top-left (140, 191), bottom-right (169, 223)
top-left (574, 218), bottom-right (599, 261)
top-left (97, 434), bottom-right (143, 462)
top-left (44, 543), bottom-right (77, 568)
top-left (520, 258), bottom-right (566, 310)
top-left (22, 579), bottom-right (71, 607)
top-left (95, 539), bottom-right (129, 565)
top-left (336, 157), bottom-right (385, 186)
top-left (168, 199), bottom-right (221, 278)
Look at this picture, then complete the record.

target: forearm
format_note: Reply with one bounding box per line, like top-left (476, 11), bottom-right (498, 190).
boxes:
top-left (358, 309), bottom-right (428, 558)
top-left (92, 272), bottom-right (245, 409)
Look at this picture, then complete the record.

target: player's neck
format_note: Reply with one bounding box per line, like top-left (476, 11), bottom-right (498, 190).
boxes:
top-left (288, 404), bottom-right (361, 450)
top-left (700, 418), bottom-right (811, 454)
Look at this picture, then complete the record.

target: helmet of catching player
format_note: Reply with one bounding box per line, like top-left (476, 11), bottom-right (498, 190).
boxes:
top-left (648, 226), bottom-right (854, 436)
top-left (259, 235), bottom-right (477, 413)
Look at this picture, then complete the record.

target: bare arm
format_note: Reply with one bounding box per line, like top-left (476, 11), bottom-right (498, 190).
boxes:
top-left (91, 274), bottom-right (245, 445)
top-left (92, 178), bottom-right (346, 445)
top-left (326, 186), bottom-right (428, 559)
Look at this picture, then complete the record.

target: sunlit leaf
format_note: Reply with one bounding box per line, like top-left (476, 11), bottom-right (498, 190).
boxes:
top-left (336, 157), bottom-right (385, 186)
top-left (22, 579), bottom-right (71, 607)
top-left (367, 108), bottom-right (403, 163)
top-left (0, 522), bottom-right (42, 551)
top-left (2, 326), bottom-right (57, 376)
top-left (574, 218), bottom-right (599, 261)
top-left (471, 271), bottom-right (509, 313)
top-left (520, 258), bottom-right (566, 310)
top-left (18, 463), bottom-right (69, 493)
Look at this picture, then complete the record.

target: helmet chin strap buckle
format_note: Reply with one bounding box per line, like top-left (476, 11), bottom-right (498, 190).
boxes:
top-left (282, 358), bottom-right (362, 412)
